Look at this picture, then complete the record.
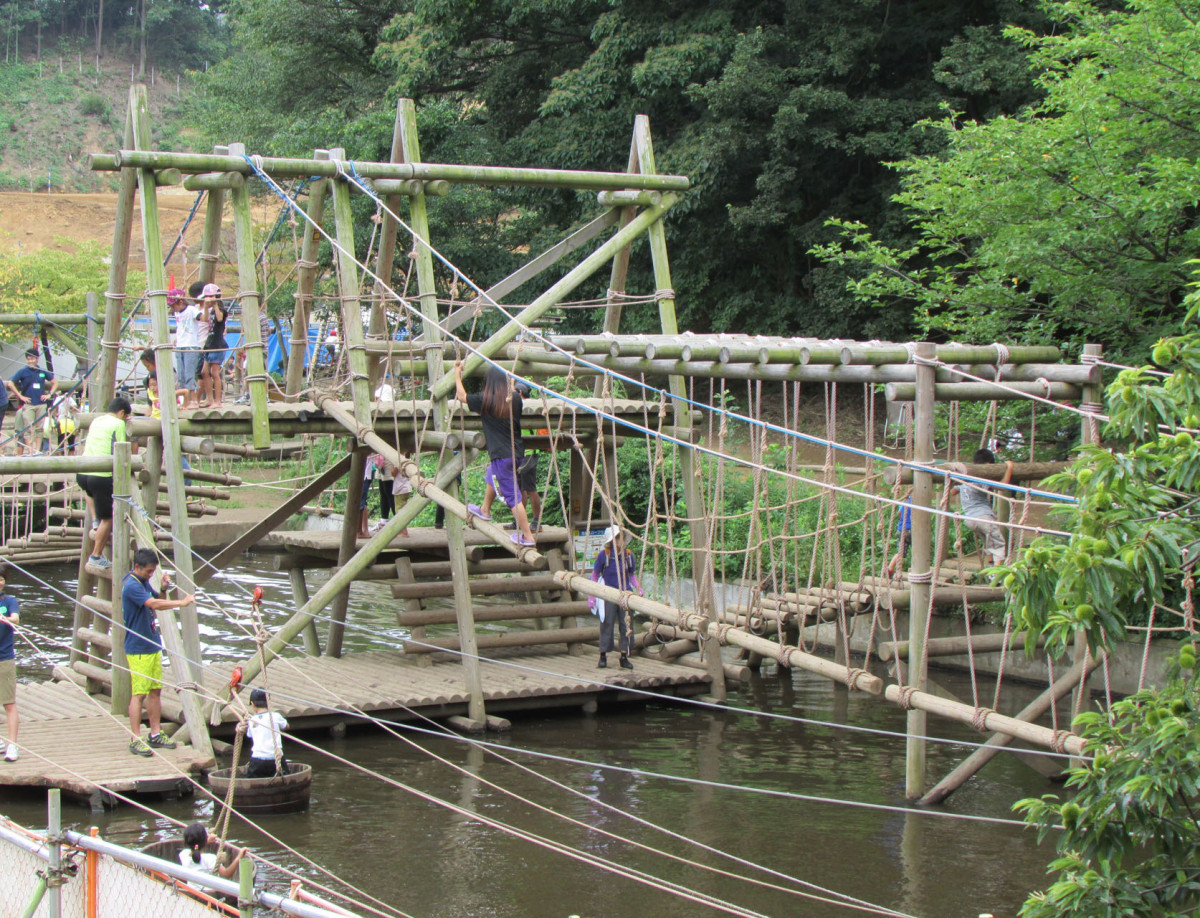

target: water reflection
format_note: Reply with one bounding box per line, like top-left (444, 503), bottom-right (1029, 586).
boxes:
top-left (0, 560), bottom-right (1056, 917)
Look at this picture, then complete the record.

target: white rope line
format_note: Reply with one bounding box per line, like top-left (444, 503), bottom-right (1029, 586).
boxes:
top-left (239, 159), bottom-right (1076, 537)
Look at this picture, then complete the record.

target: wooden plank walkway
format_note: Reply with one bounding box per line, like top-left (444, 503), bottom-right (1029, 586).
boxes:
top-left (160, 647), bottom-right (711, 732)
top-left (0, 681), bottom-right (208, 805)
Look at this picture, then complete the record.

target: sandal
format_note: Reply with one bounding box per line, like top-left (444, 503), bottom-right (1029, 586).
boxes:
top-left (467, 504), bottom-right (493, 522)
top-left (510, 533), bottom-right (535, 547)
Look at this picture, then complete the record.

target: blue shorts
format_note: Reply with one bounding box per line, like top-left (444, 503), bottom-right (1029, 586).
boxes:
top-left (175, 348), bottom-right (201, 391)
top-left (204, 349), bottom-right (225, 365)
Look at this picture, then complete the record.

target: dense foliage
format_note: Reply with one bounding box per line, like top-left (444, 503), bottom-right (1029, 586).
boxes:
top-left (816, 0), bottom-right (1200, 361)
top-left (1016, 647), bottom-right (1200, 917)
top-left (195, 0), bottom-right (1045, 340)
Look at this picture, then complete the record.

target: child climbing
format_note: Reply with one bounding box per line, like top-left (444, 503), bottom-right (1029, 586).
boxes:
top-left (590, 525), bottom-right (642, 670)
top-left (454, 363), bottom-right (537, 547)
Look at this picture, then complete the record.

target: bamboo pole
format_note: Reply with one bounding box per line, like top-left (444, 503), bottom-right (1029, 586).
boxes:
top-left (390, 574), bottom-right (564, 599)
top-left (325, 446), bottom-right (366, 659)
top-left (396, 601), bottom-right (589, 627)
top-left (552, 570), bottom-right (883, 693)
top-left (227, 143), bottom-right (272, 448)
top-left (404, 626), bottom-right (601, 654)
top-left (397, 98), bottom-right (486, 725)
top-left (286, 156), bottom-right (329, 400)
top-left (878, 630), bottom-right (1042, 661)
top-left (906, 341), bottom-right (936, 799)
top-left (99, 148), bottom-right (692, 191)
top-left (886, 381), bottom-right (1081, 402)
top-left (195, 150), bottom-right (226, 290)
top-left (110, 442), bottom-right (131, 715)
top-left (919, 659), bottom-right (1094, 806)
top-left (93, 100), bottom-right (137, 410)
top-left (183, 171), bottom-right (244, 191)
top-left (129, 84), bottom-right (212, 763)
top-left (231, 450), bottom-right (473, 689)
top-left (287, 566), bottom-right (322, 656)
top-left (597, 189), bottom-right (662, 208)
top-left (884, 460), bottom-right (1070, 486)
top-left (429, 194), bottom-right (679, 400)
top-left (368, 104), bottom-right (407, 391)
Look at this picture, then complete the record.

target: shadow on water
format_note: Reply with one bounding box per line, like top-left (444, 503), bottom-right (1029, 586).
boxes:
top-left (0, 560), bottom-right (1056, 917)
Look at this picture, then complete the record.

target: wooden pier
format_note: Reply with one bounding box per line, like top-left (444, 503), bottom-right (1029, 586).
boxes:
top-left (157, 647), bottom-right (711, 733)
top-left (0, 681), bottom-right (207, 807)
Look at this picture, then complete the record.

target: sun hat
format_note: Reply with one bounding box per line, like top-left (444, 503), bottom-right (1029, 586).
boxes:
top-left (602, 524), bottom-right (624, 545)
top-left (166, 287), bottom-right (186, 305)
top-left (200, 283), bottom-right (221, 299)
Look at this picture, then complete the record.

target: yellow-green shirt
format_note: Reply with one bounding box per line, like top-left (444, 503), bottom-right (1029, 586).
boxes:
top-left (81, 414), bottom-right (126, 478)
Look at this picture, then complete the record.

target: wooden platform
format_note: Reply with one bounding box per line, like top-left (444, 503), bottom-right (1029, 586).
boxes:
top-left (0, 681), bottom-right (208, 806)
top-left (160, 647), bottom-right (711, 732)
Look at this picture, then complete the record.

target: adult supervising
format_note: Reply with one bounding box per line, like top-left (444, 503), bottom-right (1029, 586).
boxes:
top-left (0, 573), bottom-right (20, 762)
top-left (76, 396), bottom-right (132, 572)
top-left (122, 548), bottom-right (193, 756)
top-left (6, 348), bottom-right (58, 455)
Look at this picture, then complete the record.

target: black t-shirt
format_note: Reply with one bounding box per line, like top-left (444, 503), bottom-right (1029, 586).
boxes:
top-left (466, 390), bottom-right (523, 460)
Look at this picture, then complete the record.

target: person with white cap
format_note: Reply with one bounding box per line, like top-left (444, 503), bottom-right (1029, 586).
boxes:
top-left (589, 525), bottom-right (642, 669)
top-left (198, 283), bottom-right (228, 406)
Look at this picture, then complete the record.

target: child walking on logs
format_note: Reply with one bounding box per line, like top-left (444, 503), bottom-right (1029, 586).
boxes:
top-left (590, 525), bottom-right (643, 670)
top-left (454, 363), bottom-right (537, 547)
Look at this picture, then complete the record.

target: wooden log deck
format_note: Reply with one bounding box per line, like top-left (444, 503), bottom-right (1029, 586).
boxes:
top-left (0, 681), bottom-right (207, 806)
top-left (159, 647), bottom-right (712, 733)
top-left (262, 525), bottom-right (572, 561)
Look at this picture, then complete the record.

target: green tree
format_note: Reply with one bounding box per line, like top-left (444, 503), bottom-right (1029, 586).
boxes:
top-left (1016, 646), bottom-right (1200, 917)
top-left (815, 0), bottom-right (1200, 360)
top-left (197, 0), bottom-right (1044, 337)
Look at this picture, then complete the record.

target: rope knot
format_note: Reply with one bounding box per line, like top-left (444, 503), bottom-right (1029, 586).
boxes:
top-left (907, 570), bottom-right (934, 584)
top-left (775, 643), bottom-right (796, 668)
top-left (1050, 730), bottom-right (1071, 754)
top-left (845, 668), bottom-right (866, 692)
top-left (896, 686), bottom-right (917, 710)
top-left (971, 706), bottom-right (995, 732)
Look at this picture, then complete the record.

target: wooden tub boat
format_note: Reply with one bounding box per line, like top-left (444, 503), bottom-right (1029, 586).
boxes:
top-left (207, 762), bottom-right (312, 814)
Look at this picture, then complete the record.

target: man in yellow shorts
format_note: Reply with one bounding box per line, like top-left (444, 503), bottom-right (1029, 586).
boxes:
top-left (122, 547), bottom-right (194, 756)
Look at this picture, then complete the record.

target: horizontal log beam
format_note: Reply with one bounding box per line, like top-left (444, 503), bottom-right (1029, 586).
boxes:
top-left (391, 574), bottom-right (563, 600)
top-left (554, 571), bottom-right (883, 694)
top-left (97, 149), bottom-right (692, 192)
top-left (884, 460), bottom-right (1070, 487)
top-left (396, 601), bottom-right (590, 627)
top-left (878, 631), bottom-right (1043, 661)
top-left (885, 381), bottom-right (1081, 402)
top-left (183, 171), bottom-right (245, 191)
top-left (403, 626), bottom-right (601, 654)
top-left (76, 627), bottom-right (113, 652)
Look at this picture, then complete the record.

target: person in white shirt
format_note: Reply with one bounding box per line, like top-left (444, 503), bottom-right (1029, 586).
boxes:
top-left (245, 687), bottom-right (289, 777)
top-left (170, 289), bottom-right (203, 408)
top-left (179, 822), bottom-right (247, 897)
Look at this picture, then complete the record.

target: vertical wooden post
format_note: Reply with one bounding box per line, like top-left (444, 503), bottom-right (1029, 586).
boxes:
top-left (195, 155), bottom-right (225, 287)
top-left (238, 857), bottom-right (255, 918)
top-left (369, 102), bottom-right (409, 391)
top-left (84, 292), bottom-right (99, 408)
top-left (128, 84), bottom-right (213, 763)
top-left (226, 142), bottom-right (271, 449)
top-left (286, 566), bottom-right (321, 655)
top-left (94, 103), bottom-right (137, 409)
top-left (110, 441), bottom-right (132, 716)
top-left (394, 556), bottom-right (432, 667)
top-left (398, 98), bottom-right (486, 723)
top-left (1071, 343), bottom-right (1104, 738)
top-left (327, 147), bottom-right (374, 427)
top-left (325, 445), bottom-right (366, 659)
top-left (906, 340), bottom-right (937, 799)
top-left (591, 131), bottom-right (640, 398)
top-left (634, 116), bottom-right (726, 702)
top-left (285, 159), bottom-right (329, 400)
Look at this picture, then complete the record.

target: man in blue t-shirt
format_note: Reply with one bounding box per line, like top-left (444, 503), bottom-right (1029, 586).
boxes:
top-left (0, 573), bottom-right (20, 762)
top-left (6, 348), bottom-right (58, 455)
top-left (121, 548), bottom-right (194, 757)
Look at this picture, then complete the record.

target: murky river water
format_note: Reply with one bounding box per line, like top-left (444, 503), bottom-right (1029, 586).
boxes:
top-left (0, 560), bottom-right (1059, 918)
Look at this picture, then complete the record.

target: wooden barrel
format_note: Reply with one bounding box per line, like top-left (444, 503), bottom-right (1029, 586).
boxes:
top-left (207, 762), bottom-right (313, 813)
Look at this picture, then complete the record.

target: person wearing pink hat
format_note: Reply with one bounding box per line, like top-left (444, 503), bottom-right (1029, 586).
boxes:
top-left (197, 283), bottom-right (228, 406)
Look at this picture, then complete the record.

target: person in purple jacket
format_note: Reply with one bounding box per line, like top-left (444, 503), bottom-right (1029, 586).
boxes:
top-left (590, 525), bottom-right (642, 670)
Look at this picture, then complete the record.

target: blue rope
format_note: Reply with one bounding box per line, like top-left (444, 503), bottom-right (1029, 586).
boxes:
top-left (240, 153), bottom-right (1078, 510)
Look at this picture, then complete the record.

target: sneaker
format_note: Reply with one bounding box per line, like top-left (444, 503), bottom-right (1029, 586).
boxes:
top-left (129, 737), bottom-right (152, 757)
top-left (619, 656), bottom-right (634, 670)
top-left (510, 533), bottom-right (535, 547)
top-left (467, 504), bottom-right (493, 522)
top-left (598, 653), bottom-right (607, 669)
top-left (4, 743), bottom-right (17, 762)
top-left (88, 555), bottom-right (111, 570)
top-left (147, 733), bottom-right (177, 749)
